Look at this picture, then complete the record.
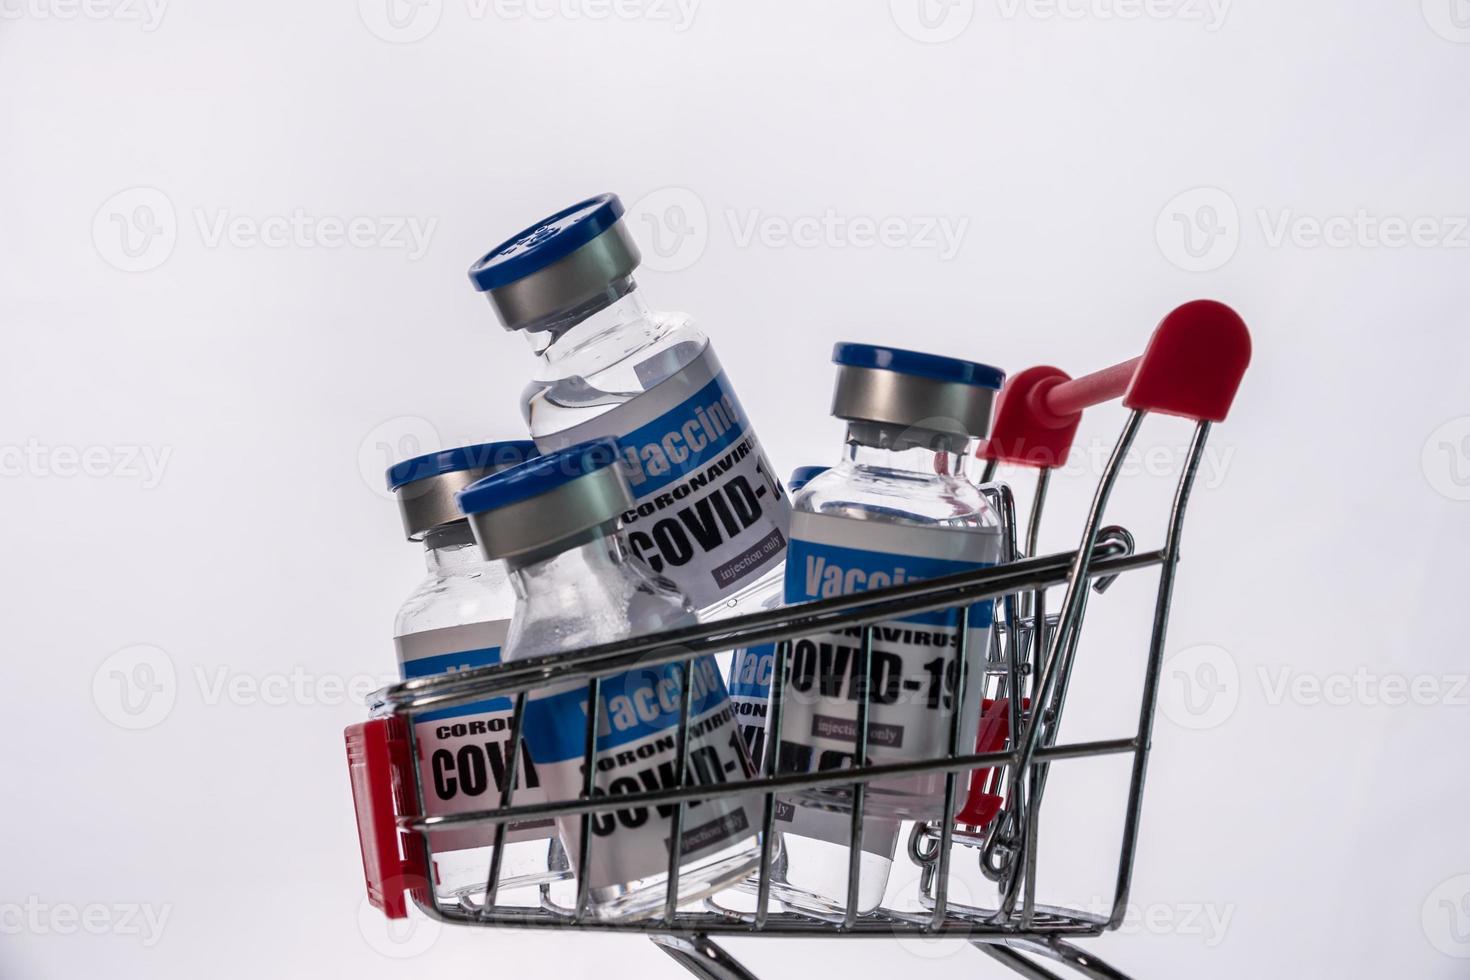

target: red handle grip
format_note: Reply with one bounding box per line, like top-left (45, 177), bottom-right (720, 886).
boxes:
top-left (345, 718), bottom-right (428, 920)
top-left (978, 300), bottom-right (1252, 468)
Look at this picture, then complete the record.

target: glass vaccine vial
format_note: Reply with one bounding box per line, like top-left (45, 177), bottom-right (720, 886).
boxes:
top-left (730, 466), bottom-right (903, 917)
top-left (775, 345), bottom-right (1005, 822)
top-left (456, 437), bottom-right (765, 920)
top-left (387, 441), bottom-right (567, 905)
top-left (466, 193), bottom-right (790, 621)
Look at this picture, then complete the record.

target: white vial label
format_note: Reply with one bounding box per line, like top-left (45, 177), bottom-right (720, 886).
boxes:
top-left (536, 345), bottom-right (790, 610)
top-left (731, 644), bottom-right (900, 856)
top-left (397, 621), bottom-right (555, 851)
top-left (775, 512), bottom-right (1000, 785)
top-left (523, 655), bottom-right (759, 891)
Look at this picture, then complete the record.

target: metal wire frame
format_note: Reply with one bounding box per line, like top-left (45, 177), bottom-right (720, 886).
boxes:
top-left (369, 413), bottom-right (1215, 980)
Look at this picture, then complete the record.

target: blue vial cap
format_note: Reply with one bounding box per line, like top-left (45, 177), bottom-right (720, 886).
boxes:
top-left (456, 437), bottom-right (621, 516)
top-left (788, 466), bottom-right (829, 492)
top-left (832, 343), bottom-right (1005, 390)
top-left (468, 194), bottom-right (626, 293)
top-left (386, 441), bottom-right (538, 492)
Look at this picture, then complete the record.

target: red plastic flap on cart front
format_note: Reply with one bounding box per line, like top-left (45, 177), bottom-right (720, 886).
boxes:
top-left (345, 717), bottom-right (427, 920)
top-left (979, 366), bottom-right (1080, 468)
top-left (958, 698), bottom-right (1028, 829)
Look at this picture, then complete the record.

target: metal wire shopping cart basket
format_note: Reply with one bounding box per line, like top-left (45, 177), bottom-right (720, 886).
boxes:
top-left (345, 300), bottom-right (1253, 980)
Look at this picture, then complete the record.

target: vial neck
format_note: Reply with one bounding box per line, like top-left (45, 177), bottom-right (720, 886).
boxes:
top-left (523, 277), bottom-right (653, 365)
top-left (422, 521), bottom-right (481, 574)
top-left (506, 531), bottom-right (635, 605)
top-left (842, 435), bottom-right (972, 480)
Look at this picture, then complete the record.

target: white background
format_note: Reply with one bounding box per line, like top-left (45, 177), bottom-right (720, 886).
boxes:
top-left (3, 1), bottom-right (1469, 977)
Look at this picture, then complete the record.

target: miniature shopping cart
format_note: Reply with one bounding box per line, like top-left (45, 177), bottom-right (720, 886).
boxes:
top-left (345, 300), bottom-right (1252, 980)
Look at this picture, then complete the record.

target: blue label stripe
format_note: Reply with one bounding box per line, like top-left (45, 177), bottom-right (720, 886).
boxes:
top-left (616, 370), bottom-right (750, 496)
top-left (401, 645), bottom-right (514, 721)
top-left (523, 657), bottom-right (731, 764)
top-left (785, 538), bottom-right (995, 628)
top-left (729, 645), bottom-right (775, 699)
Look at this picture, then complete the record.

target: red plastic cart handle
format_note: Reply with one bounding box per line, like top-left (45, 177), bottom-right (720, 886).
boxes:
top-left (978, 299), bottom-right (1252, 468)
top-left (345, 718), bottom-right (427, 920)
